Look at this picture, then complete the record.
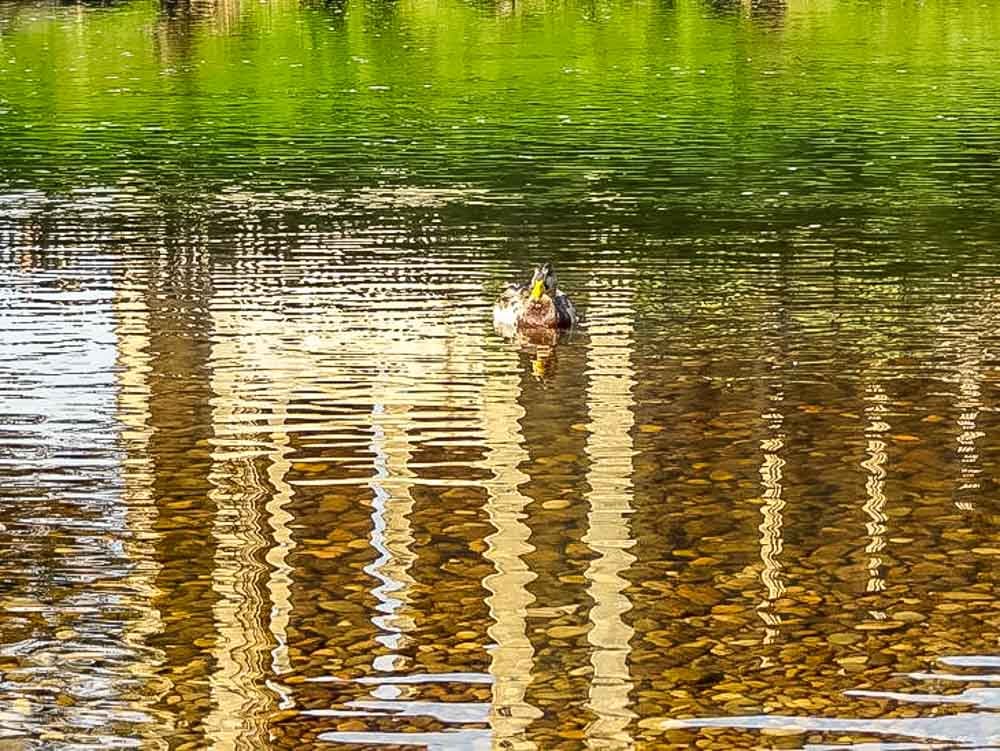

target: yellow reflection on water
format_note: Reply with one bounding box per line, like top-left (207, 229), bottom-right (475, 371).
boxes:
top-left (87, 250), bottom-right (1000, 749)
top-left (754, 290), bottom-right (788, 647)
top-left (206, 311), bottom-right (282, 749)
top-left (113, 278), bottom-right (170, 749)
top-left (756, 393), bottom-right (786, 644)
top-left (861, 381), bottom-right (889, 594)
top-left (954, 336), bottom-right (985, 510)
top-left (481, 360), bottom-right (542, 750)
top-left (199, 305), bottom-right (301, 720)
top-left (198, 257), bottom-right (494, 748)
top-left (582, 279), bottom-right (637, 750)
top-left (205, 450), bottom-right (276, 750)
top-left (264, 421), bottom-right (295, 691)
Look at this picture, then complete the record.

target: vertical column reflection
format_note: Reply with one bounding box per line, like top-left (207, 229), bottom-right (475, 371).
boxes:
top-left (582, 279), bottom-right (637, 750)
top-left (113, 278), bottom-right (170, 748)
top-left (481, 362), bottom-right (541, 751)
top-left (861, 381), bottom-right (889, 594)
top-left (202, 276), bottom-right (307, 745)
top-left (756, 405), bottom-right (786, 643)
top-left (954, 338), bottom-right (985, 511)
top-left (205, 354), bottom-right (279, 750)
top-left (756, 302), bottom-right (786, 645)
top-left (264, 420), bottom-right (296, 695)
top-left (365, 401), bottom-right (418, 674)
top-left (936, 304), bottom-right (987, 511)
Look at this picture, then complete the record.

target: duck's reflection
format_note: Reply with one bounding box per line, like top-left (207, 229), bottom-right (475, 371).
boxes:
top-left (493, 322), bottom-right (570, 384)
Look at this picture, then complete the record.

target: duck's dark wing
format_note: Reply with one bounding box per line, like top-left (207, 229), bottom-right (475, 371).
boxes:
top-left (554, 292), bottom-right (577, 328)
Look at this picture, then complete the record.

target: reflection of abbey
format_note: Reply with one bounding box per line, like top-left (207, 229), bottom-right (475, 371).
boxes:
top-left (1, 200), bottom-right (997, 749)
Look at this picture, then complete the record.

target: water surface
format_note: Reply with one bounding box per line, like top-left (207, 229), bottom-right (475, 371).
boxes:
top-left (1, 0), bottom-right (999, 748)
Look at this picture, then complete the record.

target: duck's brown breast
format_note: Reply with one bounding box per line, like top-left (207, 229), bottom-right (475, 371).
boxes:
top-left (518, 300), bottom-right (558, 329)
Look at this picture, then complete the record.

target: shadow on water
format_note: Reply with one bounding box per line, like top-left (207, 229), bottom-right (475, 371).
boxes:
top-left (301, 0), bottom-right (349, 25)
top-left (702, 0), bottom-right (785, 25)
top-left (159, 0), bottom-right (239, 22)
top-left (141, 236), bottom-right (222, 748)
top-left (157, 0), bottom-right (244, 57)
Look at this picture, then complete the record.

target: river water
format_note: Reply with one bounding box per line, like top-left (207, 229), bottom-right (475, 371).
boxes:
top-left (1, 0), bottom-right (999, 748)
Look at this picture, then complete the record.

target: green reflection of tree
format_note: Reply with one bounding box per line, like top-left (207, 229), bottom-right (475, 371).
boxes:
top-left (0, 0), bottom-right (997, 222)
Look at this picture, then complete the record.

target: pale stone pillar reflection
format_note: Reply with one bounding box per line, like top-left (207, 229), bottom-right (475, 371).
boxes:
top-left (205, 385), bottom-right (277, 751)
top-left (203, 299), bottom-right (302, 749)
top-left (194, 325), bottom-right (298, 715)
top-left (861, 382), bottom-right (889, 594)
top-left (955, 338), bottom-right (985, 511)
top-left (480, 366), bottom-right (541, 751)
top-left (582, 279), bottom-right (636, 750)
top-left (264, 416), bottom-right (295, 704)
top-left (757, 386), bottom-right (786, 644)
top-left (935, 305), bottom-right (987, 511)
top-left (113, 280), bottom-right (170, 749)
top-left (366, 401), bottom-right (418, 673)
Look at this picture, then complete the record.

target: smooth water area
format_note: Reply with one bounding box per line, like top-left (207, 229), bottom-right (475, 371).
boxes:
top-left (1, 0), bottom-right (1000, 748)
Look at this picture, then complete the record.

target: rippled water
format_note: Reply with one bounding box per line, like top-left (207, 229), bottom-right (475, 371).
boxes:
top-left (2, 0), bottom-right (1000, 748)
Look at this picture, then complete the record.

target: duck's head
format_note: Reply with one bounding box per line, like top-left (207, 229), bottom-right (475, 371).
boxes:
top-left (528, 262), bottom-right (558, 302)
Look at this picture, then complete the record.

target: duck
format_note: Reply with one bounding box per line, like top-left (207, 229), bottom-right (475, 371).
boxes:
top-left (492, 262), bottom-right (578, 331)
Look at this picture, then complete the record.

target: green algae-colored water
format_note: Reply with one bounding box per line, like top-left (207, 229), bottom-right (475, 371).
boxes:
top-left (1, 0), bottom-right (999, 748)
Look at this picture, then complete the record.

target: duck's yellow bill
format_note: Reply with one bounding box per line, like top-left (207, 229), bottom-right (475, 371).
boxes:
top-left (530, 280), bottom-right (544, 300)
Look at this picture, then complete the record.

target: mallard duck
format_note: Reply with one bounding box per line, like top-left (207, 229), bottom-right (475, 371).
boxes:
top-left (493, 262), bottom-right (577, 331)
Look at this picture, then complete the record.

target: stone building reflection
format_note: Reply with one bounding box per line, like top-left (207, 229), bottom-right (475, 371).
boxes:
top-left (113, 274), bottom-right (171, 749)
top-left (861, 380), bottom-right (889, 594)
top-left (953, 325), bottom-right (985, 511)
top-left (582, 277), bottom-right (637, 750)
top-left (219, 250), bottom-right (495, 748)
top-left (365, 401), bottom-right (418, 673)
top-left (481, 362), bottom-right (542, 750)
top-left (115, 229), bottom-right (304, 749)
top-left (756, 303), bottom-right (787, 646)
top-left (100, 240), bottom-right (1000, 748)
